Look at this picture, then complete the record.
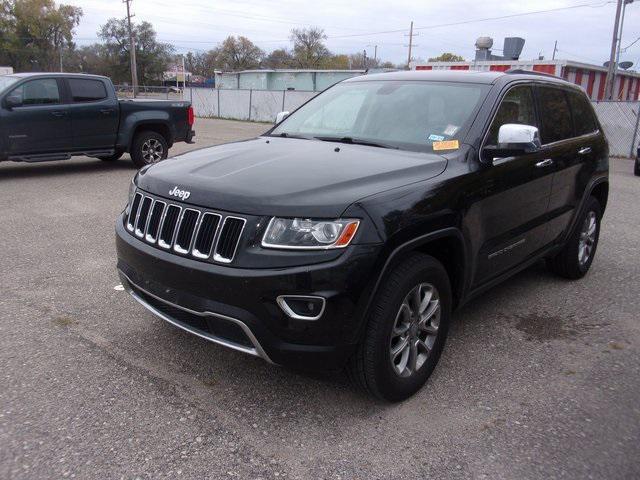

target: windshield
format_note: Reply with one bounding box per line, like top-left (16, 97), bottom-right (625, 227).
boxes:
top-left (270, 80), bottom-right (489, 153)
top-left (0, 75), bottom-right (19, 93)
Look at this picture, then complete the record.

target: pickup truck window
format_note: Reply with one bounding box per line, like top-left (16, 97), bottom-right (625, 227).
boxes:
top-left (10, 79), bottom-right (60, 106)
top-left (271, 80), bottom-right (488, 153)
top-left (486, 86), bottom-right (537, 146)
top-left (68, 78), bottom-right (107, 102)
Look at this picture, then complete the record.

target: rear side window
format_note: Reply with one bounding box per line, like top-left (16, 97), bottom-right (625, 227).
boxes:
top-left (486, 85), bottom-right (537, 146)
top-left (537, 87), bottom-right (573, 143)
top-left (11, 79), bottom-right (60, 105)
top-left (567, 90), bottom-right (597, 136)
top-left (68, 79), bottom-right (107, 102)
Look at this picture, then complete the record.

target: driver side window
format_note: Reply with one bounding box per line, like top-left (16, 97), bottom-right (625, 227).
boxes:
top-left (9, 78), bottom-right (60, 106)
top-left (486, 86), bottom-right (537, 146)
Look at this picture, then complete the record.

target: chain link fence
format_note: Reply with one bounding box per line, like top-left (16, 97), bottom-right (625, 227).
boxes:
top-left (186, 87), bottom-right (317, 123)
top-left (115, 85), bottom-right (184, 100)
top-left (592, 101), bottom-right (640, 158)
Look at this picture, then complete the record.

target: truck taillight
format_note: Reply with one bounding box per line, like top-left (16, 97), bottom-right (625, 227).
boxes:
top-left (187, 106), bottom-right (194, 126)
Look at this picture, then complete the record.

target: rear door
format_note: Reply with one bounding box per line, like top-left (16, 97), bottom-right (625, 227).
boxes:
top-left (536, 86), bottom-right (601, 245)
top-left (3, 78), bottom-right (71, 155)
top-left (472, 84), bottom-right (554, 285)
top-left (65, 78), bottom-right (119, 150)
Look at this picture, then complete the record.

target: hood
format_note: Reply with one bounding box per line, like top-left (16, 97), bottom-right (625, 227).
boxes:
top-left (137, 137), bottom-right (447, 217)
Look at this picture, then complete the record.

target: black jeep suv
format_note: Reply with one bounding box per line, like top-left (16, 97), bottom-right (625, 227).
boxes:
top-left (116, 70), bottom-right (608, 401)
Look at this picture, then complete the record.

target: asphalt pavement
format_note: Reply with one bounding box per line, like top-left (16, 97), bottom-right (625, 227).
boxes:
top-left (1, 118), bottom-right (638, 479)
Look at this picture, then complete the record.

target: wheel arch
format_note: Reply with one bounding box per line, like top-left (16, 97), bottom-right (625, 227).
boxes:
top-left (362, 228), bottom-right (469, 328)
top-left (129, 122), bottom-right (173, 151)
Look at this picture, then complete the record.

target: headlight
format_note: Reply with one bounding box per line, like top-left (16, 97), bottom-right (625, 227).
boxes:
top-left (262, 217), bottom-right (360, 250)
top-left (126, 177), bottom-right (137, 214)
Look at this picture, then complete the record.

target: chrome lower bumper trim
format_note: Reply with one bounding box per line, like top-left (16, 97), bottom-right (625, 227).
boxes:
top-left (118, 270), bottom-right (274, 364)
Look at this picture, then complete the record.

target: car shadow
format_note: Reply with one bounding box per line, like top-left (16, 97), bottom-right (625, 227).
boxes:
top-left (0, 158), bottom-right (136, 180)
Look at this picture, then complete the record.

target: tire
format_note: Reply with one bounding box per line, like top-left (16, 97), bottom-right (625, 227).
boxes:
top-left (97, 151), bottom-right (123, 162)
top-left (634, 156), bottom-right (640, 176)
top-left (547, 196), bottom-right (602, 279)
top-left (347, 253), bottom-right (452, 402)
top-left (130, 131), bottom-right (168, 169)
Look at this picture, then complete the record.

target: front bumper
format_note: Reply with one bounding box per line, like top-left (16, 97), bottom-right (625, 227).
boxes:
top-left (116, 217), bottom-right (382, 370)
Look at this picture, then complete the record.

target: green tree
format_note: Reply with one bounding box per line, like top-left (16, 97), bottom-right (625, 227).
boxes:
top-left (0, 0), bottom-right (82, 72)
top-left (214, 36), bottom-right (264, 71)
top-left (98, 18), bottom-right (174, 85)
top-left (290, 27), bottom-right (331, 68)
top-left (184, 50), bottom-right (217, 78)
top-left (428, 52), bottom-right (465, 62)
top-left (262, 48), bottom-right (293, 69)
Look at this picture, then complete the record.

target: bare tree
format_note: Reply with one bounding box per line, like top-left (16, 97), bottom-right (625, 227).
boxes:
top-left (290, 27), bottom-right (330, 68)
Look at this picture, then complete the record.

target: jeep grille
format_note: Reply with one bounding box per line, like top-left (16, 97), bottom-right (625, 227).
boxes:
top-left (126, 191), bottom-right (246, 264)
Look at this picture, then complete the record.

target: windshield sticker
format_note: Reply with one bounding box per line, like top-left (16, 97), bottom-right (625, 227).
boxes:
top-left (443, 124), bottom-right (459, 136)
top-left (433, 140), bottom-right (460, 151)
top-left (428, 134), bottom-right (445, 142)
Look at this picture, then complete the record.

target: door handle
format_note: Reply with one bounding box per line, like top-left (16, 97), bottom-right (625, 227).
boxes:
top-left (535, 159), bottom-right (554, 168)
top-left (578, 147), bottom-right (592, 155)
top-left (100, 109), bottom-right (114, 115)
top-left (51, 110), bottom-right (66, 117)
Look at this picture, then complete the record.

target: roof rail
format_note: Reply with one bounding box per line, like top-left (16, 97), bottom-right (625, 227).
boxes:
top-left (505, 68), bottom-right (562, 79)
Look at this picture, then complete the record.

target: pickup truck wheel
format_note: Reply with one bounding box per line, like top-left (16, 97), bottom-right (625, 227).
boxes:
top-left (347, 253), bottom-right (451, 402)
top-left (547, 196), bottom-right (602, 279)
top-left (97, 151), bottom-right (123, 162)
top-left (634, 156), bottom-right (640, 176)
top-left (131, 131), bottom-right (168, 168)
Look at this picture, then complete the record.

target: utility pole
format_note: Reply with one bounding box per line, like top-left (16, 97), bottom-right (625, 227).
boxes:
top-left (402, 23), bottom-right (419, 70)
top-left (406, 21), bottom-right (415, 69)
top-left (552, 40), bottom-right (558, 60)
top-left (59, 46), bottom-right (63, 72)
top-left (124, 0), bottom-right (139, 97)
top-left (363, 49), bottom-right (367, 69)
top-left (605, 0), bottom-right (624, 100)
top-left (614, 0), bottom-right (634, 99)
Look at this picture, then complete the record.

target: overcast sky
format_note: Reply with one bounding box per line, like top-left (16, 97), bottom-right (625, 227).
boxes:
top-left (68, 0), bottom-right (640, 67)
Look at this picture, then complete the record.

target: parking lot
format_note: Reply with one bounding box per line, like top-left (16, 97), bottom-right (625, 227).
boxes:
top-left (1, 117), bottom-right (638, 479)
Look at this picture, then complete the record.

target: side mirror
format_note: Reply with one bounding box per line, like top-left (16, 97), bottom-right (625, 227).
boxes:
top-left (275, 111), bottom-right (290, 124)
top-left (484, 124), bottom-right (541, 162)
top-left (5, 93), bottom-right (22, 109)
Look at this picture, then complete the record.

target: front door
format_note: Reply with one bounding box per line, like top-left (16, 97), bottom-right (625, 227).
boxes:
top-left (3, 78), bottom-right (71, 155)
top-left (471, 84), bottom-right (554, 286)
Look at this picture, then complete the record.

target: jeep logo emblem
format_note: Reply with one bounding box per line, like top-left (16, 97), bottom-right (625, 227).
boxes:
top-left (169, 186), bottom-right (191, 201)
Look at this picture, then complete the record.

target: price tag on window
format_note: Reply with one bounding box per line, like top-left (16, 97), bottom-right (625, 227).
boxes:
top-left (432, 140), bottom-right (459, 151)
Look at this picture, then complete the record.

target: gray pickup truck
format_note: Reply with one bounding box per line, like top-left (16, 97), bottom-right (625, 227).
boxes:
top-left (0, 72), bottom-right (195, 168)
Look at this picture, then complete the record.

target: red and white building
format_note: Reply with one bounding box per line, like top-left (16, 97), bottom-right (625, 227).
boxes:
top-left (412, 59), bottom-right (640, 101)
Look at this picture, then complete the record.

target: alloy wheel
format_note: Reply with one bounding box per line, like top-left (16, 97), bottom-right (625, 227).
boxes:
top-left (578, 211), bottom-right (597, 266)
top-left (142, 139), bottom-right (164, 163)
top-left (389, 282), bottom-right (441, 377)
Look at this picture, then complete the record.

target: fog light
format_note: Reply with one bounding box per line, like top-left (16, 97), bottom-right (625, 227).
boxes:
top-left (276, 295), bottom-right (326, 320)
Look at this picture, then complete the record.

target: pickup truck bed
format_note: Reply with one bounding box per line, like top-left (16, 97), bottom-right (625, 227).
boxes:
top-left (0, 72), bottom-right (195, 168)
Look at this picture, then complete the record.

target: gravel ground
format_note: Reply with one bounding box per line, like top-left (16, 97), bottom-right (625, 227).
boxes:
top-left (1, 117), bottom-right (638, 479)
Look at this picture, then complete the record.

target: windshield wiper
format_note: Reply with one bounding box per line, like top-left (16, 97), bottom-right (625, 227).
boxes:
top-left (313, 136), bottom-right (399, 150)
top-left (267, 132), bottom-right (310, 140)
